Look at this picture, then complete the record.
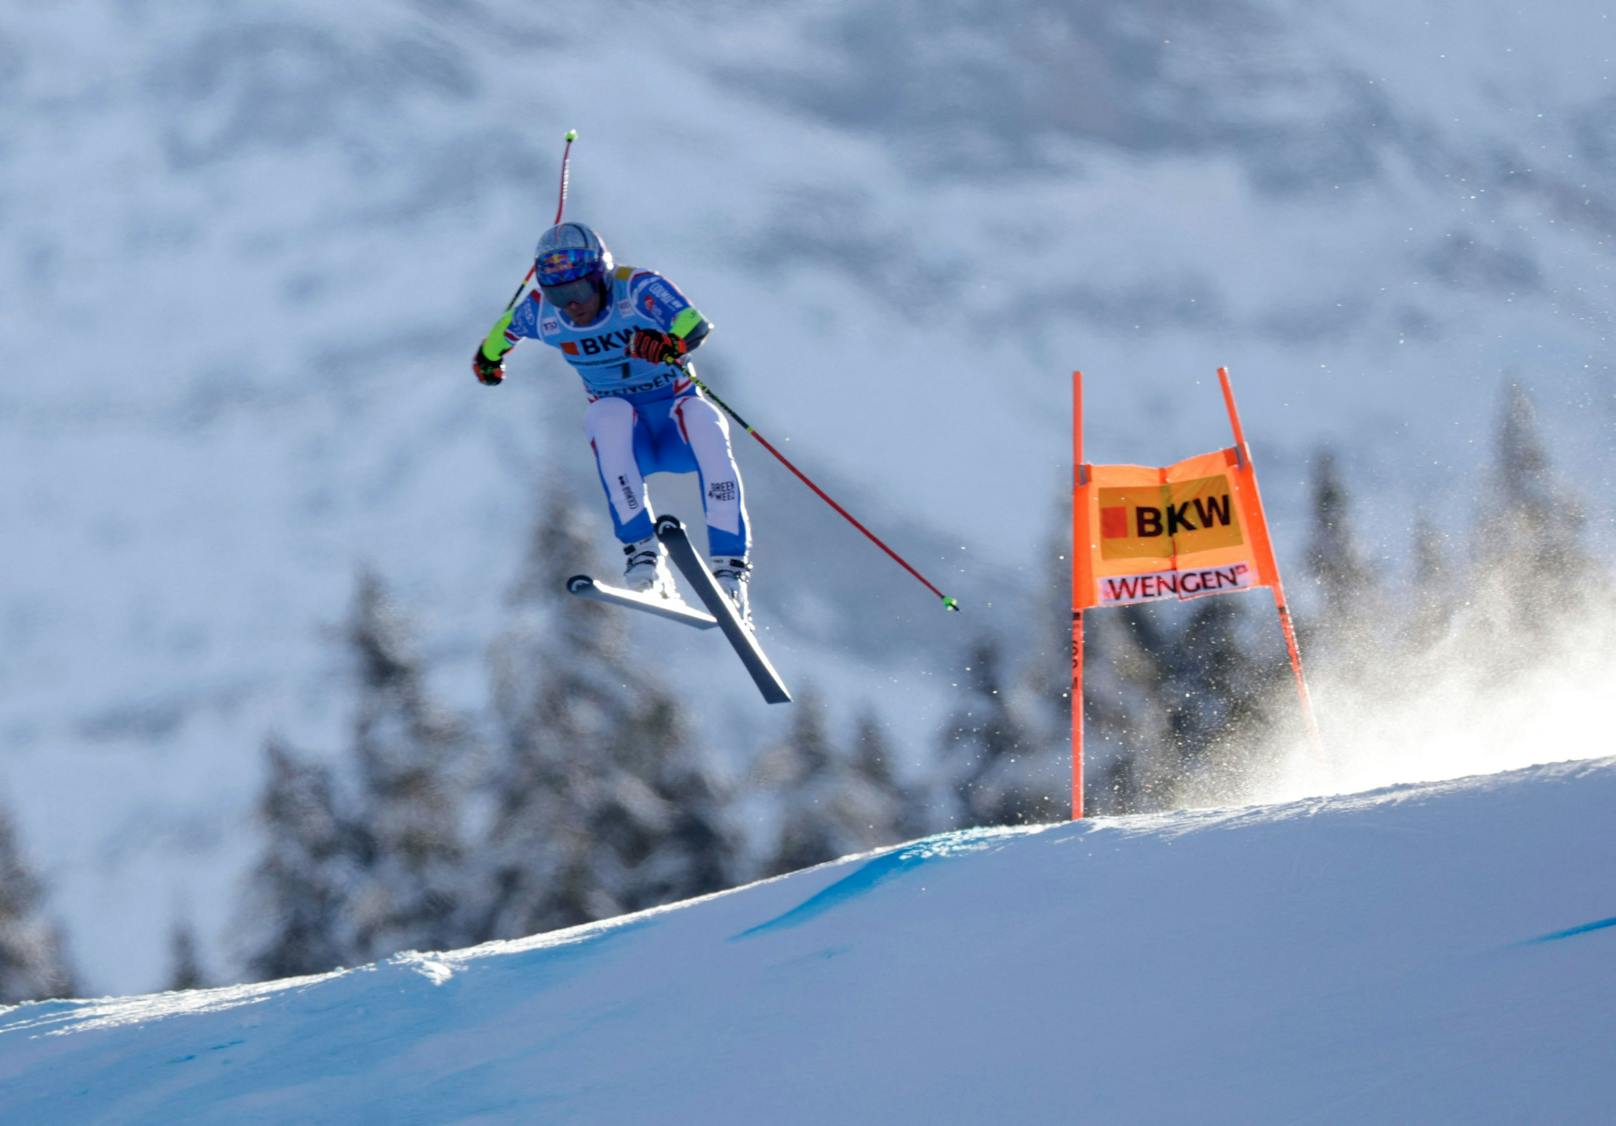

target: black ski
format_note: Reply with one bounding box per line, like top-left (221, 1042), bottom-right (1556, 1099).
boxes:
top-left (655, 515), bottom-right (792, 705)
top-left (565, 575), bottom-right (719, 630)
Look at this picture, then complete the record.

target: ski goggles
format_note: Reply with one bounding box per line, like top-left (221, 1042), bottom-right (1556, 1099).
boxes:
top-left (537, 246), bottom-right (596, 279)
top-left (538, 276), bottom-right (598, 307)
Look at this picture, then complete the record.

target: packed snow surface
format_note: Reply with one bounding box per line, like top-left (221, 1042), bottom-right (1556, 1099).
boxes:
top-left (3, 756), bottom-right (1612, 1124)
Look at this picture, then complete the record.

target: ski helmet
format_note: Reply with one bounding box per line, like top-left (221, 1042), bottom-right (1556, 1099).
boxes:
top-left (533, 222), bottom-right (613, 308)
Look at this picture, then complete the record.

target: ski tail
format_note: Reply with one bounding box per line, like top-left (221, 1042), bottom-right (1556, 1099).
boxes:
top-left (655, 516), bottom-right (791, 705)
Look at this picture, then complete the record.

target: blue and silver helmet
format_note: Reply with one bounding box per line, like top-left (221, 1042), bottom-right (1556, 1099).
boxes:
top-left (533, 222), bottom-right (613, 308)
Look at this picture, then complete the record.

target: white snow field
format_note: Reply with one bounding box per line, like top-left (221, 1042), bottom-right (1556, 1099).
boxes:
top-left (3, 756), bottom-right (1613, 1124)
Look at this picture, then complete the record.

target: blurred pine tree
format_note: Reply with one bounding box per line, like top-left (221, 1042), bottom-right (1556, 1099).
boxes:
top-left (1299, 446), bottom-right (1387, 696)
top-left (478, 479), bottom-right (638, 937)
top-left (935, 639), bottom-right (1057, 827)
top-left (166, 918), bottom-right (207, 993)
top-left (761, 686), bottom-right (910, 876)
top-left (475, 477), bottom-right (739, 938)
top-left (343, 570), bottom-right (472, 962)
top-left (0, 806), bottom-right (76, 1004)
top-left (603, 692), bottom-right (740, 914)
top-left (239, 737), bottom-right (357, 981)
top-left (1470, 382), bottom-right (1595, 645)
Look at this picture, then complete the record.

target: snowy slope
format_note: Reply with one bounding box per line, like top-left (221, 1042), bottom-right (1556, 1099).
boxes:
top-left (4, 0), bottom-right (1615, 993)
top-left (3, 756), bottom-right (1614, 1124)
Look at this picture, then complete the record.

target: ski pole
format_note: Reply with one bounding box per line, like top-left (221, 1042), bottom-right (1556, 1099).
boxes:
top-left (503, 129), bottom-right (578, 311)
top-left (679, 367), bottom-right (960, 612)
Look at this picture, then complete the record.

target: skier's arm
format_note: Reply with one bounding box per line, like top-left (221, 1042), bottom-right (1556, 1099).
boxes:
top-left (668, 305), bottom-right (712, 352)
top-left (471, 307), bottom-right (525, 386)
top-left (627, 271), bottom-right (713, 364)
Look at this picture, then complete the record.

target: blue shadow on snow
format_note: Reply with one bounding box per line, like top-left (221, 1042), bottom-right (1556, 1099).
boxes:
top-left (1518, 915), bottom-right (1616, 946)
top-left (731, 829), bottom-right (1009, 941)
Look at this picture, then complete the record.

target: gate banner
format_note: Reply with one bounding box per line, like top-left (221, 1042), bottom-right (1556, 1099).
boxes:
top-left (1075, 447), bottom-right (1279, 610)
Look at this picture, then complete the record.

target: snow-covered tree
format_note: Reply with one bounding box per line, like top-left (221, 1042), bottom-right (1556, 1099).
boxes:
top-left (1304, 448), bottom-right (1375, 624)
top-left (239, 737), bottom-right (358, 981)
top-left (1076, 605), bottom-right (1175, 814)
top-left (935, 639), bottom-right (1056, 827)
top-left (1163, 597), bottom-right (1286, 806)
top-left (166, 919), bottom-right (206, 993)
top-left (760, 688), bottom-right (910, 876)
top-left (1084, 594), bottom-right (1289, 814)
top-left (1307, 450), bottom-right (1372, 594)
top-left (238, 571), bottom-right (475, 978)
top-left (342, 571), bottom-right (471, 962)
top-left (0, 806), bottom-right (76, 1003)
top-left (478, 482), bottom-right (623, 936)
top-left (1468, 382), bottom-right (1594, 643)
top-left (607, 693), bottom-right (740, 912)
top-left (1402, 512), bottom-right (1456, 653)
top-left (850, 707), bottom-right (928, 843)
top-left (1298, 445), bottom-right (1395, 704)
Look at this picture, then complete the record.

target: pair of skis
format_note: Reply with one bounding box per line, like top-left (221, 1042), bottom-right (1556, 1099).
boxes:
top-left (567, 516), bottom-right (791, 705)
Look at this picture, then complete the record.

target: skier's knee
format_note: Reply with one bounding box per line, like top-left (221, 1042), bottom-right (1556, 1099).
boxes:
top-left (680, 396), bottom-right (725, 428)
top-left (674, 396), bottom-right (729, 444)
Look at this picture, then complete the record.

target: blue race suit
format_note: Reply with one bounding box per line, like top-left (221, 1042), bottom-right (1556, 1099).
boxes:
top-left (480, 266), bottom-right (750, 560)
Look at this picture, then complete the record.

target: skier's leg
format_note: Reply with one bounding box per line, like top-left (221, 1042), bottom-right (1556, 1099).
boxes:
top-left (583, 395), bottom-right (654, 544)
top-left (671, 390), bottom-right (753, 625)
top-left (671, 392), bottom-right (750, 560)
top-left (585, 398), bottom-right (675, 596)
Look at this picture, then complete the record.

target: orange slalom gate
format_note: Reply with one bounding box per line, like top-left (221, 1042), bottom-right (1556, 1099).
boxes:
top-left (1069, 368), bottom-right (1323, 819)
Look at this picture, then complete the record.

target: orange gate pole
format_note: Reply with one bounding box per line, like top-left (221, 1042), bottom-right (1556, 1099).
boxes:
top-left (1071, 371), bottom-right (1089, 819)
top-left (1217, 367), bottom-right (1325, 756)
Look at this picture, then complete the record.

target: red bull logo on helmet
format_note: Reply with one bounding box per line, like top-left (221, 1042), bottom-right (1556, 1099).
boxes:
top-left (539, 250), bottom-right (579, 280)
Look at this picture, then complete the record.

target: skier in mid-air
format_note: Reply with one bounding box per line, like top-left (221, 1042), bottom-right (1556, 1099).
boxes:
top-left (472, 222), bottom-right (752, 624)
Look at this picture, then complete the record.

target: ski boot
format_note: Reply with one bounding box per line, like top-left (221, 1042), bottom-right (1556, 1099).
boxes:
top-left (623, 537), bottom-right (676, 600)
top-left (711, 557), bottom-right (753, 630)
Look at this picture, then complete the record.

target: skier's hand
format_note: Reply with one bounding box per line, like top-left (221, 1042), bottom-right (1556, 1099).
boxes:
top-left (628, 328), bottom-right (688, 366)
top-left (472, 347), bottom-right (505, 386)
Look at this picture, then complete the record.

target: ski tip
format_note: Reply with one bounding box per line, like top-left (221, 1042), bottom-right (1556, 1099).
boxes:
top-left (565, 575), bottom-right (593, 594)
top-left (654, 515), bottom-right (685, 538)
top-left (942, 595), bottom-right (961, 612)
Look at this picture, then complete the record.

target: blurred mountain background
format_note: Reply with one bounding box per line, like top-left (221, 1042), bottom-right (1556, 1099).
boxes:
top-left (2, 0), bottom-right (1612, 995)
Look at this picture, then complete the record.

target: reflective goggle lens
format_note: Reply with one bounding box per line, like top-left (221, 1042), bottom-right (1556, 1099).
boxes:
top-left (536, 248), bottom-right (592, 283)
top-left (540, 278), bottom-right (596, 307)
